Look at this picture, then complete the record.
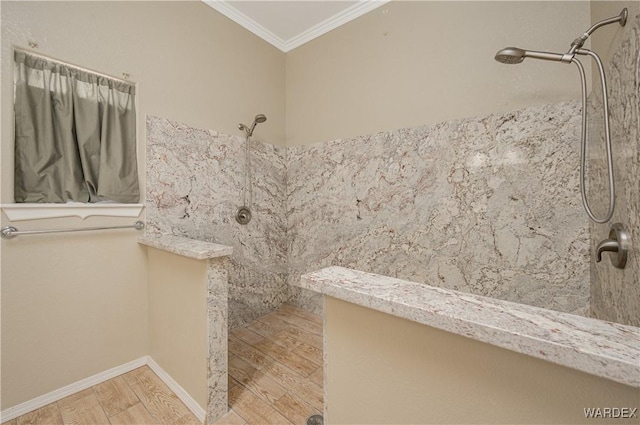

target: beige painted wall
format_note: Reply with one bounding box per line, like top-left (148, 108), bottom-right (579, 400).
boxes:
top-left (285, 1), bottom-right (591, 146)
top-left (325, 297), bottom-right (639, 425)
top-left (0, 216), bottom-right (149, 409)
top-left (0, 0), bottom-right (284, 410)
top-left (147, 248), bottom-right (208, 410)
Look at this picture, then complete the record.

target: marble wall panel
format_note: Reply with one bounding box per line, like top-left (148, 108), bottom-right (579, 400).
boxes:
top-left (207, 257), bottom-right (229, 423)
top-left (146, 102), bottom-right (593, 324)
top-left (146, 116), bottom-right (288, 328)
top-left (287, 101), bottom-right (590, 315)
top-left (590, 13), bottom-right (640, 327)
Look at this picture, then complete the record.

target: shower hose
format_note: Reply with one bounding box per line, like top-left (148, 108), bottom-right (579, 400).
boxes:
top-left (572, 49), bottom-right (615, 224)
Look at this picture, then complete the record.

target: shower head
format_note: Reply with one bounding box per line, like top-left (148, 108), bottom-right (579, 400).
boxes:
top-left (495, 47), bottom-right (526, 64)
top-left (495, 47), bottom-right (573, 64)
top-left (239, 114), bottom-right (267, 137)
top-left (496, 8), bottom-right (627, 66)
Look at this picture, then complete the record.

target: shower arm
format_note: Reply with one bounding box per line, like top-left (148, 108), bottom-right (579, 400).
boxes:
top-left (568, 8), bottom-right (628, 54)
top-left (494, 8), bottom-right (628, 65)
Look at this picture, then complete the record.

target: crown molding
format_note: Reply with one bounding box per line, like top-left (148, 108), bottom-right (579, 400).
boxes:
top-left (203, 0), bottom-right (288, 51)
top-left (283, 0), bottom-right (390, 52)
top-left (203, 0), bottom-right (391, 53)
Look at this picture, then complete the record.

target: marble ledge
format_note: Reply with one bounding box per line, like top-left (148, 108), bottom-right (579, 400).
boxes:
top-left (300, 266), bottom-right (640, 389)
top-left (138, 234), bottom-right (233, 260)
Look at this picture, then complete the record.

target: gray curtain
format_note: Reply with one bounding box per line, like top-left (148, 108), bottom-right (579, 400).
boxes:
top-left (14, 50), bottom-right (139, 203)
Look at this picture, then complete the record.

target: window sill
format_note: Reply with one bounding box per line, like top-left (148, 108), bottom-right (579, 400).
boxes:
top-left (1, 203), bottom-right (144, 221)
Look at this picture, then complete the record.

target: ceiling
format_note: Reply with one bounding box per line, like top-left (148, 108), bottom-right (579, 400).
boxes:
top-left (202, 0), bottom-right (390, 52)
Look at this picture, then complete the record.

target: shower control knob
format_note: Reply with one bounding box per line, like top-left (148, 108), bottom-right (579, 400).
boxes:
top-left (236, 206), bottom-right (252, 225)
top-left (595, 223), bottom-right (629, 269)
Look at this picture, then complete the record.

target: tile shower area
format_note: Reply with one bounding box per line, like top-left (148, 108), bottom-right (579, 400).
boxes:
top-left (148, 101), bottom-right (592, 327)
top-left (139, 17), bottom-right (640, 421)
top-left (146, 11), bottom-right (639, 331)
top-left (2, 3), bottom-right (638, 425)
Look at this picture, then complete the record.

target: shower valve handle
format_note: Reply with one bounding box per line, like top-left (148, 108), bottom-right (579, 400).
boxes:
top-left (596, 240), bottom-right (619, 262)
top-left (595, 223), bottom-right (629, 269)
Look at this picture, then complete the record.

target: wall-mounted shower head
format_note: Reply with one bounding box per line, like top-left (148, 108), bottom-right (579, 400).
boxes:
top-left (239, 114), bottom-right (267, 137)
top-left (495, 47), bottom-right (573, 64)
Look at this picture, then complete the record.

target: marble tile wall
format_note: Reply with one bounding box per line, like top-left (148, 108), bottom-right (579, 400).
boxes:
top-left (146, 117), bottom-right (288, 328)
top-left (207, 257), bottom-right (229, 423)
top-left (287, 101), bottom-right (590, 316)
top-left (146, 101), bottom-right (593, 326)
top-left (590, 13), bottom-right (640, 327)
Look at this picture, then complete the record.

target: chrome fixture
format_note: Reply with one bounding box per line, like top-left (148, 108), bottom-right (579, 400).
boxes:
top-left (236, 114), bottom-right (267, 225)
top-left (596, 223), bottom-right (629, 269)
top-left (238, 114), bottom-right (267, 138)
top-left (1, 221), bottom-right (144, 239)
top-left (567, 8), bottom-right (627, 55)
top-left (495, 8), bottom-right (628, 224)
top-left (494, 47), bottom-right (573, 64)
top-left (235, 206), bottom-right (252, 225)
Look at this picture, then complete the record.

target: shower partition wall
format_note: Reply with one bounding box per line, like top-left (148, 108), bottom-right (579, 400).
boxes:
top-left (146, 116), bottom-right (288, 329)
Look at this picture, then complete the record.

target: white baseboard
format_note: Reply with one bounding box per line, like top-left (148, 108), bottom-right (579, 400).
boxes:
top-left (145, 357), bottom-right (206, 423)
top-left (0, 357), bottom-right (147, 423)
top-left (0, 356), bottom-right (205, 424)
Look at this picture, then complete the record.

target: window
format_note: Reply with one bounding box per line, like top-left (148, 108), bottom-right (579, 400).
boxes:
top-left (13, 50), bottom-right (139, 203)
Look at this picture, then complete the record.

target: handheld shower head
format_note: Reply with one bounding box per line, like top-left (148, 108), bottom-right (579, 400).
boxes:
top-left (495, 47), bottom-right (526, 64)
top-left (493, 8), bottom-right (627, 224)
top-left (239, 114), bottom-right (267, 137)
top-left (247, 114), bottom-right (267, 136)
top-left (495, 47), bottom-right (573, 64)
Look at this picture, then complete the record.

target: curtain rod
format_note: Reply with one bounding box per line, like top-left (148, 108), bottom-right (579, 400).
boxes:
top-left (13, 46), bottom-right (134, 86)
top-left (1, 221), bottom-right (145, 239)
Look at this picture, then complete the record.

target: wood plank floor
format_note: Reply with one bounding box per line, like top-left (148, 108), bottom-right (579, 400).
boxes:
top-left (8, 366), bottom-right (199, 425)
top-left (219, 304), bottom-right (323, 425)
top-left (8, 305), bottom-right (323, 425)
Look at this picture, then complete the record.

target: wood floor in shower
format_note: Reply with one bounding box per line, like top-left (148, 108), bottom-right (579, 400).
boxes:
top-left (221, 304), bottom-right (323, 425)
top-left (7, 305), bottom-right (322, 425)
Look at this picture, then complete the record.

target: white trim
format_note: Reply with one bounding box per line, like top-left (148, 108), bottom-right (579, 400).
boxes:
top-left (1, 203), bottom-right (144, 221)
top-left (0, 357), bottom-right (147, 423)
top-left (202, 0), bottom-right (390, 53)
top-left (283, 1), bottom-right (391, 52)
top-left (203, 0), bottom-right (287, 51)
top-left (0, 356), bottom-right (206, 424)
top-left (146, 357), bottom-right (206, 423)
